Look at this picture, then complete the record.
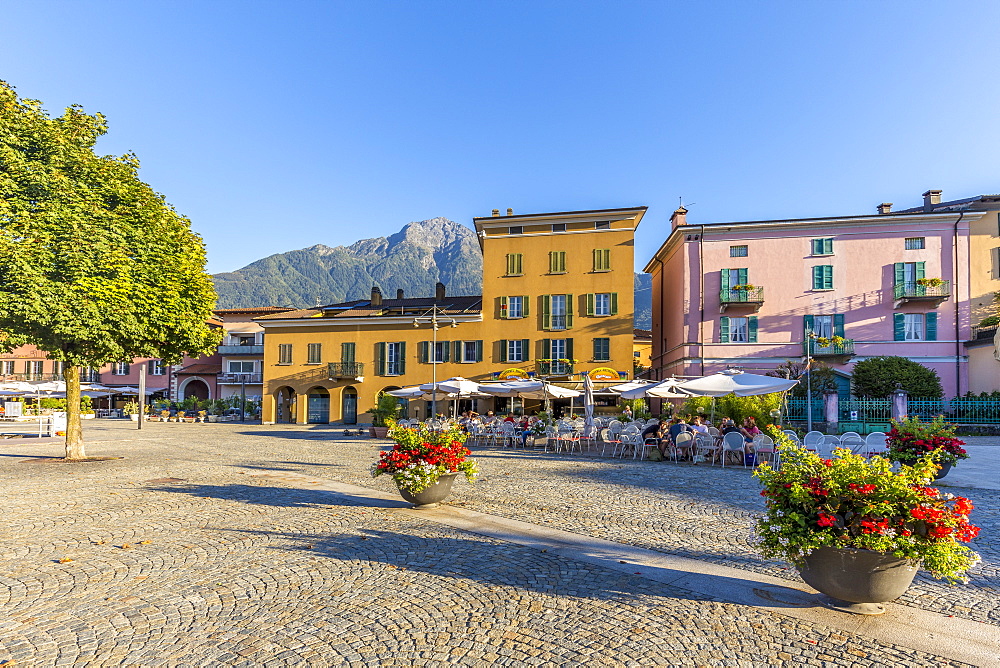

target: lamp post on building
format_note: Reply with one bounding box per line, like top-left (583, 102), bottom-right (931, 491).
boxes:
top-left (804, 331), bottom-right (815, 432)
top-left (413, 305), bottom-right (457, 419)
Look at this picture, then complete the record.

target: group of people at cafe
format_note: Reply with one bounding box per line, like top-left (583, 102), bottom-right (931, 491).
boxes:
top-left (641, 415), bottom-right (762, 463)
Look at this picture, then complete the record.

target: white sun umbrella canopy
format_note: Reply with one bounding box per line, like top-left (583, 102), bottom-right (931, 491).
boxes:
top-left (617, 378), bottom-right (692, 400)
top-left (387, 386), bottom-right (457, 401)
top-left (677, 370), bottom-right (798, 397)
top-left (480, 380), bottom-right (581, 400)
top-left (420, 377), bottom-right (485, 395)
top-left (607, 379), bottom-right (655, 394)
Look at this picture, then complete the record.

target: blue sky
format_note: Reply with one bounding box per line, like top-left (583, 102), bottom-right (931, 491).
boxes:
top-left (3, 1), bottom-right (999, 274)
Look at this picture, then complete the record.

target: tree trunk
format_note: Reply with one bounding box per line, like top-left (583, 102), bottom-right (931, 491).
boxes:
top-left (64, 365), bottom-right (85, 460)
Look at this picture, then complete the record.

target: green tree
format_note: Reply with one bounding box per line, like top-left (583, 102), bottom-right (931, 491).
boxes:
top-left (851, 356), bottom-right (943, 398)
top-left (0, 82), bottom-right (222, 458)
top-left (768, 361), bottom-right (837, 398)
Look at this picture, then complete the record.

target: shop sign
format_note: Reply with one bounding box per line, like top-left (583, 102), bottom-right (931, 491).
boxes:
top-left (497, 367), bottom-right (530, 380)
top-left (588, 367), bottom-right (621, 381)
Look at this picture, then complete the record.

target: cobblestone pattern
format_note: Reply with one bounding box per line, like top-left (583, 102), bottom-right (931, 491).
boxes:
top-left (0, 422), bottom-right (989, 665)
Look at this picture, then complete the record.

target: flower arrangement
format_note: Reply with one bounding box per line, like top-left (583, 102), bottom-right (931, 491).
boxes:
top-left (122, 400), bottom-right (140, 415)
top-left (536, 358), bottom-right (579, 364)
top-left (916, 277), bottom-right (945, 287)
top-left (886, 415), bottom-right (968, 466)
top-left (813, 335), bottom-right (846, 348)
top-left (753, 444), bottom-right (980, 583)
top-left (371, 421), bottom-right (478, 494)
top-left (731, 283), bottom-right (756, 291)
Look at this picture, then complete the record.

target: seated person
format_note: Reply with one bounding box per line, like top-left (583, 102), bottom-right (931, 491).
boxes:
top-left (689, 416), bottom-right (709, 435)
top-left (641, 419), bottom-right (662, 452)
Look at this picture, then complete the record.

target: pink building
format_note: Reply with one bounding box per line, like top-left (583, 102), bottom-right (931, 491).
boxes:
top-left (644, 191), bottom-right (1000, 398)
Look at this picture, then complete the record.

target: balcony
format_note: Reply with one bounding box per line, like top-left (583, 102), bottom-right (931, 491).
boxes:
top-left (536, 361), bottom-right (574, 376)
top-left (217, 344), bottom-right (264, 355)
top-left (81, 370), bottom-right (101, 383)
top-left (893, 280), bottom-right (950, 307)
top-left (719, 286), bottom-right (764, 312)
top-left (218, 373), bottom-right (263, 384)
top-left (0, 373), bottom-right (63, 382)
top-left (967, 324), bottom-right (998, 346)
top-left (803, 338), bottom-right (855, 360)
top-left (328, 362), bottom-right (364, 379)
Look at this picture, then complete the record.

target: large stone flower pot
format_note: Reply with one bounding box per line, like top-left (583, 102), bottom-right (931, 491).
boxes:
top-left (798, 547), bottom-right (919, 615)
top-left (397, 473), bottom-right (458, 508)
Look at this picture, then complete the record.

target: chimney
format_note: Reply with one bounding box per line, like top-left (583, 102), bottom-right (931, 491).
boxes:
top-left (370, 286), bottom-right (382, 306)
top-left (396, 288), bottom-right (404, 300)
top-left (491, 209), bottom-right (500, 217)
top-left (506, 208), bottom-right (513, 216)
top-left (670, 206), bottom-right (688, 230)
top-left (435, 282), bottom-right (446, 301)
top-left (922, 189), bottom-right (942, 211)
top-left (877, 202), bottom-right (893, 214)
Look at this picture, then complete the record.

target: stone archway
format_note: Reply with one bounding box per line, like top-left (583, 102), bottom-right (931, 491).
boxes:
top-left (305, 386), bottom-right (330, 424)
top-left (275, 386), bottom-right (297, 424)
top-left (182, 378), bottom-right (210, 401)
top-left (341, 386), bottom-right (358, 424)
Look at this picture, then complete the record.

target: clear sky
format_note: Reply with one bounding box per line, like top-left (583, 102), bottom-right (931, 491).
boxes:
top-left (3, 1), bottom-right (999, 274)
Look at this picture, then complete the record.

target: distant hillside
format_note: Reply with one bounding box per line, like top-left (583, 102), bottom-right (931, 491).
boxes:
top-left (212, 217), bottom-right (653, 328)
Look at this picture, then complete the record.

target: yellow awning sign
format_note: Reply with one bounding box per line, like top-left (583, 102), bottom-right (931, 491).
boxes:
top-left (498, 368), bottom-right (530, 380)
top-left (588, 367), bottom-right (620, 381)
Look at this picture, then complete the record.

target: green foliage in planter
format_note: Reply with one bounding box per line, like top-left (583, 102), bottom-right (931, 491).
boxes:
top-left (679, 393), bottom-right (781, 426)
top-left (371, 392), bottom-right (400, 427)
top-left (80, 395), bottom-right (95, 414)
top-left (852, 356), bottom-right (943, 398)
top-left (979, 315), bottom-right (1000, 327)
top-left (618, 398), bottom-right (650, 421)
top-left (39, 397), bottom-right (67, 410)
top-left (122, 400), bottom-right (140, 414)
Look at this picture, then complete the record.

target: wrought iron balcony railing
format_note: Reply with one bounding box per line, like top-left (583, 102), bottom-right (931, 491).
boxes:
top-left (328, 362), bottom-right (364, 379)
top-left (217, 345), bottom-right (265, 355)
top-left (720, 286), bottom-right (764, 304)
top-left (803, 338), bottom-right (855, 357)
top-left (217, 373), bottom-right (263, 384)
top-left (893, 281), bottom-right (950, 301)
top-left (0, 372), bottom-right (63, 382)
top-left (536, 361), bottom-right (574, 376)
top-left (969, 324), bottom-right (998, 342)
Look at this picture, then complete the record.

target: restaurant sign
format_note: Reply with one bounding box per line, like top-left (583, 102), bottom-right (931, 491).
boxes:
top-left (588, 367), bottom-right (621, 381)
top-left (497, 367), bottom-right (530, 380)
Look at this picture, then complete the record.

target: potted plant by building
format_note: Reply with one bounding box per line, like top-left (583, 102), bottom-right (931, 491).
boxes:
top-left (754, 444), bottom-right (980, 614)
top-left (370, 421), bottom-right (478, 507)
top-left (122, 400), bottom-right (140, 421)
top-left (80, 396), bottom-right (96, 419)
top-left (369, 392), bottom-right (400, 438)
top-left (886, 415), bottom-right (968, 479)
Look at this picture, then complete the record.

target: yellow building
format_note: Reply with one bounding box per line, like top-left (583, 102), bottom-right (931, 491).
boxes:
top-left (632, 328), bottom-right (652, 377)
top-left (257, 206), bottom-right (646, 424)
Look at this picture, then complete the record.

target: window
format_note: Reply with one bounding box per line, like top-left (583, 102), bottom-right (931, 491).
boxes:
top-left (505, 253), bottom-right (523, 276)
top-left (1, 361), bottom-right (14, 375)
top-left (278, 344), bottom-right (293, 365)
top-left (593, 338), bottom-right (610, 362)
top-left (722, 268), bottom-right (748, 291)
top-left (811, 238), bottom-right (834, 255)
top-left (548, 251), bottom-right (567, 274)
top-left (812, 265), bottom-right (834, 290)
top-left (720, 316), bottom-right (758, 343)
top-left (433, 341), bottom-right (448, 363)
top-left (905, 237), bottom-right (926, 250)
top-left (508, 226), bottom-right (523, 235)
top-left (341, 342), bottom-right (356, 364)
top-left (377, 341), bottom-right (405, 376)
top-left (418, 341), bottom-right (450, 363)
top-left (550, 294), bottom-right (567, 330)
top-left (593, 248), bottom-right (611, 272)
top-left (237, 335), bottom-right (255, 346)
top-left (148, 360), bottom-right (164, 375)
top-left (552, 223), bottom-right (566, 232)
top-left (730, 245), bottom-right (748, 257)
top-left (52, 361), bottom-right (65, 376)
top-left (229, 360), bottom-right (254, 373)
top-left (500, 339), bottom-right (528, 363)
top-left (595, 221), bottom-right (610, 230)
top-left (541, 338), bottom-right (574, 374)
top-left (111, 362), bottom-right (130, 375)
top-left (587, 292), bottom-right (618, 317)
top-left (804, 314), bottom-right (844, 339)
top-left (307, 343), bottom-right (322, 364)
top-left (550, 338), bottom-right (567, 360)
top-left (894, 261), bottom-right (925, 286)
top-left (500, 295), bottom-right (527, 319)
top-left (461, 341), bottom-right (483, 363)
top-left (894, 313), bottom-right (937, 341)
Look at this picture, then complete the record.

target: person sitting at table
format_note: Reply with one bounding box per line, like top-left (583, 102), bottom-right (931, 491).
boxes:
top-left (640, 419), bottom-right (664, 456)
top-left (742, 416), bottom-right (761, 443)
top-left (690, 416), bottom-right (709, 435)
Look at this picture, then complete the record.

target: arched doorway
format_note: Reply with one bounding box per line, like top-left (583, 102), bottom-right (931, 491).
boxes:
top-left (275, 386), bottom-right (297, 424)
top-left (306, 387), bottom-right (330, 424)
top-left (342, 386), bottom-right (358, 424)
top-left (183, 379), bottom-right (209, 401)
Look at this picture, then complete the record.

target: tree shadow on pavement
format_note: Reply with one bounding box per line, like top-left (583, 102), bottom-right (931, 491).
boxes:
top-left (145, 482), bottom-right (348, 509)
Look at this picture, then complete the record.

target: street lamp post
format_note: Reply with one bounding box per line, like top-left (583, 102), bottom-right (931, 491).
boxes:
top-left (413, 305), bottom-right (457, 419)
top-left (805, 331), bottom-right (814, 432)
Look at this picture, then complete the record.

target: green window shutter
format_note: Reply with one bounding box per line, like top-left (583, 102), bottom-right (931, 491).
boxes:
top-left (499, 296), bottom-right (508, 319)
top-left (559, 252), bottom-right (567, 273)
top-left (592, 338), bottom-right (600, 360)
top-left (516, 254), bottom-right (523, 275)
top-left (586, 293), bottom-right (595, 316)
top-left (506, 254), bottom-right (513, 275)
top-left (721, 269), bottom-right (732, 290)
top-left (521, 296), bottom-right (529, 317)
top-left (748, 316), bottom-right (758, 343)
top-left (542, 339), bottom-right (551, 360)
top-left (894, 262), bottom-right (905, 285)
top-left (454, 341), bottom-right (463, 362)
top-left (720, 316), bottom-right (730, 343)
top-left (441, 341), bottom-right (450, 363)
top-left (823, 265), bottom-right (833, 290)
top-left (499, 340), bottom-right (508, 363)
top-left (542, 295), bottom-right (551, 330)
top-left (610, 292), bottom-right (618, 315)
top-left (565, 294), bottom-right (574, 329)
top-left (737, 268), bottom-right (748, 285)
top-left (398, 342), bottom-right (406, 375)
top-left (803, 315), bottom-right (815, 335)
top-left (811, 239), bottom-right (821, 255)
top-left (893, 313), bottom-right (906, 341)
top-left (603, 249), bottom-right (611, 270)
top-left (548, 252), bottom-right (556, 273)
top-left (926, 312), bottom-right (938, 341)
top-left (521, 339), bottom-right (530, 361)
top-left (812, 266), bottom-right (823, 290)
top-left (341, 342), bottom-right (355, 364)
top-left (823, 238), bottom-right (833, 255)
top-left (475, 340), bottom-right (483, 362)
top-left (566, 338), bottom-right (574, 360)
top-left (418, 341), bottom-right (428, 364)
top-left (833, 314), bottom-right (845, 337)
top-left (916, 261), bottom-right (926, 280)
top-left (592, 249), bottom-right (599, 272)
top-left (376, 342), bottom-right (386, 375)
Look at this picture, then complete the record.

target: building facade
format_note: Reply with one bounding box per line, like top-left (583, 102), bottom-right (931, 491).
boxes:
top-left (645, 190), bottom-right (1000, 398)
top-left (257, 207), bottom-right (646, 424)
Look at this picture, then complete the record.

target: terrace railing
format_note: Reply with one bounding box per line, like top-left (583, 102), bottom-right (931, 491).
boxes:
top-left (328, 362), bottom-right (364, 379)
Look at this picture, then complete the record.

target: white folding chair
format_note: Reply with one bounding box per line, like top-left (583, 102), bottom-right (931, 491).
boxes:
top-left (840, 433), bottom-right (867, 455)
top-left (802, 431), bottom-right (824, 452)
top-left (670, 431), bottom-right (695, 463)
top-left (721, 432), bottom-right (748, 468)
top-left (753, 435), bottom-right (777, 468)
top-left (864, 431), bottom-right (888, 458)
top-left (782, 430), bottom-right (801, 445)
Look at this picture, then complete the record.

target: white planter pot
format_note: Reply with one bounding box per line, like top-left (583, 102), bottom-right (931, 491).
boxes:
top-left (207, 415), bottom-right (218, 423)
top-left (128, 414), bottom-right (139, 422)
top-left (81, 413), bottom-right (95, 420)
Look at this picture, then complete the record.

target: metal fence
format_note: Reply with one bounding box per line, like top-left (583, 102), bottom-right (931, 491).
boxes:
top-left (908, 397), bottom-right (1000, 424)
top-left (785, 398), bottom-right (826, 422)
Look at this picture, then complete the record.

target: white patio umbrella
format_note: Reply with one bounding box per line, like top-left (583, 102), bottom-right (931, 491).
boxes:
top-left (677, 370), bottom-right (798, 397)
top-left (582, 374), bottom-right (596, 438)
top-left (387, 386), bottom-right (457, 401)
top-left (607, 379), bottom-right (655, 394)
top-left (617, 378), bottom-right (692, 400)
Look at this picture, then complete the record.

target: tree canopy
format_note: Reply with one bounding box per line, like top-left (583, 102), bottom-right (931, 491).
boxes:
top-left (0, 81), bottom-right (222, 456)
top-left (850, 356), bottom-right (943, 398)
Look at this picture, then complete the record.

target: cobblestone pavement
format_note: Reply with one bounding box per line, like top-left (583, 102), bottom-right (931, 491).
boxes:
top-left (0, 422), bottom-right (993, 666)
